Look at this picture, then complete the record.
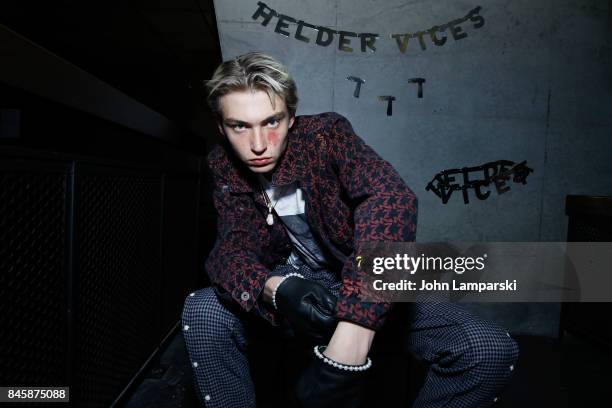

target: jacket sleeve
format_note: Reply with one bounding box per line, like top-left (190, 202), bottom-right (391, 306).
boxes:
top-left (327, 113), bottom-right (418, 330)
top-left (204, 160), bottom-right (279, 325)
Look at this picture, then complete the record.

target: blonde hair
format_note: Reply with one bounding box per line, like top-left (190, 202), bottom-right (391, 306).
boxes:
top-left (205, 52), bottom-right (298, 117)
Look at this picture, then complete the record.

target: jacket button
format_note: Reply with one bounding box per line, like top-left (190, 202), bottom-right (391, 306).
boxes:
top-left (241, 292), bottom-right (250, 301)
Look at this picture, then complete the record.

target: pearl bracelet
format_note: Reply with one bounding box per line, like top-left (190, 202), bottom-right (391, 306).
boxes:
top-left (313, 345), bottom-right (372, 372)
top-left (271, 272), bottom-right (304, 310)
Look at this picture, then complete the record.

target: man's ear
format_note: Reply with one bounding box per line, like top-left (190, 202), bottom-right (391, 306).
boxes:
top-left (289, 116), bottom-right (295, 129)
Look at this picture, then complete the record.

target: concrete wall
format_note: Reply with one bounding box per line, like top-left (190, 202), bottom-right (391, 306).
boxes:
top-left (212, 0), bottom-right (612, 336)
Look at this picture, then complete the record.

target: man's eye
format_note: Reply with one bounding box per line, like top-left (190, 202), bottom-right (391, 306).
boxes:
top-left (232, 124), bottom-right (246, 132)
top-left (266, 119), bottom-right (280, 128)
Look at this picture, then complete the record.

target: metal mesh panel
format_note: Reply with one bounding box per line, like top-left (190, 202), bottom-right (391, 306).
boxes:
top-left (0, 166), bottom-right (68, 387)
top-left (74, 170), bottom-right (162, 407)
top-left (160, 176), bottom-right (199, 334)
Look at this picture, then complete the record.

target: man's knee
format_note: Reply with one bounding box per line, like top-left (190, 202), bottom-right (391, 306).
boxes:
top-left (182, 287), bottom-right (240, 342)
top-left (465, 319), bottom-right (519, 380)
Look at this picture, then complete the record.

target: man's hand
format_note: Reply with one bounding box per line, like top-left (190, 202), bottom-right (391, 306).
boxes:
top-left (263, 276), bottom-right (283, 303)
top-left (294, 321), bottom-right (375, 408)
top-left (323, 321), bottom-right (375, 365)
top-left (267, 276), bottom-right (338, 343)
top-left (294, 348), bottom-right (369, 408)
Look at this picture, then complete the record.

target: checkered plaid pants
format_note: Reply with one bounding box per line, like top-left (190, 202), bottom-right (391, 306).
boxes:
top-left (182, 265), bottom-right (519, 407)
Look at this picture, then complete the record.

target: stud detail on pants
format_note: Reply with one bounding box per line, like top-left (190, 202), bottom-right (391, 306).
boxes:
top-left (183, 325), bottom-right (189, 331)
top-left (241, 291), bottom-right (250, 301)
top-left (509, 364), bottom-right (514, 371)
top-left (204, 395), bottom-right (211, 401)
top-left (193, 362), bottom-right (198, 368)
top-left (506, 332), bottom-right (510, 337)
top-left (189, 292), bottom-right (195, 297)
top-left (493, 397), bottom-right (498, 402)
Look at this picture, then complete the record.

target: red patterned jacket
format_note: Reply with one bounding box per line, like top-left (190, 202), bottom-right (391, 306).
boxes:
top-left (205, 112), bottom-right (418, 330)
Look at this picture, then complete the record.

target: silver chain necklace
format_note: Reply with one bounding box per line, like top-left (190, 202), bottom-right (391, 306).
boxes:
top-left (261, 187), bottom-right (279, 226)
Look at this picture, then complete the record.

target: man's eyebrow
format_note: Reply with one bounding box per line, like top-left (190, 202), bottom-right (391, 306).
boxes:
top-left (262, 112), bottom-right (286, 123)
top-left (224, 112), bottom-right (286, 126)
top-left (224, 118), bottom-right (247, 124)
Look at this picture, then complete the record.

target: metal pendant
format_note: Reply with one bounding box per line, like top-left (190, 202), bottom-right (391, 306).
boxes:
top-left (266, 213), bottom-right (274, 226)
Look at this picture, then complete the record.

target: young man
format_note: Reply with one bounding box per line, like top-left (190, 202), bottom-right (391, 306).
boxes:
top-left (182, 52), bottom-right (519, 407)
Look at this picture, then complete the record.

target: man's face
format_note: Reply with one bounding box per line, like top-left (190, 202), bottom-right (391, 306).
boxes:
top-left (218, 89), bottom-right (294, 175)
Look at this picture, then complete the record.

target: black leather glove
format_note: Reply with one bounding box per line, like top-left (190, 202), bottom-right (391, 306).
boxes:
top-left (294, 346), bottom-right (369, 408)
top-left (275, 276), bottom-right (337, 343)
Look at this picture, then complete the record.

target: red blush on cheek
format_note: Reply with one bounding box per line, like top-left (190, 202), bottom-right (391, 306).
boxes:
top-left (267, 131), bottom-right (279, 146)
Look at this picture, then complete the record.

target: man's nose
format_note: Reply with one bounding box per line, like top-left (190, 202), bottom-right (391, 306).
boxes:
top-left (250, 127), bottom-right (267, 154)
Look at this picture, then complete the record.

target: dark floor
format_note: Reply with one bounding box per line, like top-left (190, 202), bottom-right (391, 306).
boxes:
top-left (122, 330), bottom-right (612, 407)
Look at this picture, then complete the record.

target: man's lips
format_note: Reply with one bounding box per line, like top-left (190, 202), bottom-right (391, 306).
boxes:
top-left (249, 158), bottom-right (272, 166)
